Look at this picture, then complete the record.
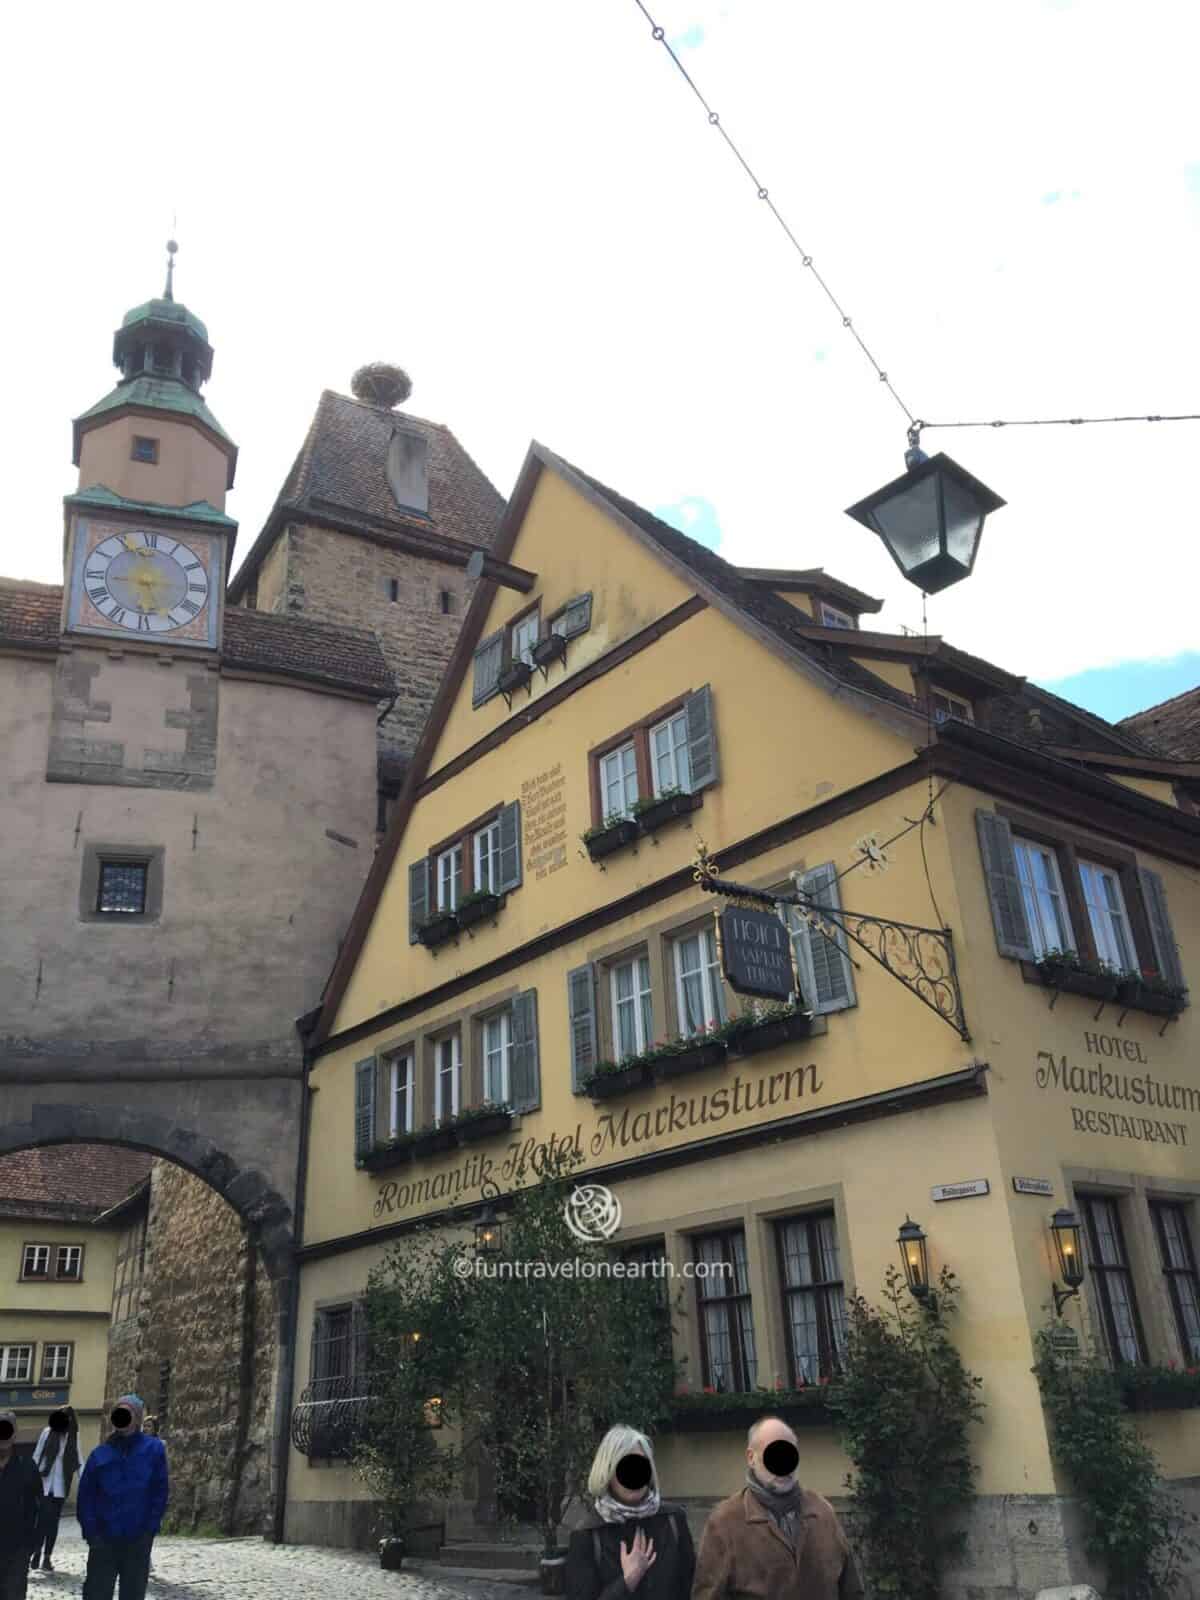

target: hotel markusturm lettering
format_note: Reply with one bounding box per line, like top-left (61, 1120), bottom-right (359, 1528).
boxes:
top-left (719, 906), bottom-right (796, 1002)
top-left (1036, 1031), bottom-right (1198, 1147)
top-left (373, 1060), bottom-right (823, 1221)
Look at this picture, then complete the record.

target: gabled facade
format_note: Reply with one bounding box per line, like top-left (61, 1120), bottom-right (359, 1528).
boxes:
top-left (288, 444), bottom-right (1199, 1592)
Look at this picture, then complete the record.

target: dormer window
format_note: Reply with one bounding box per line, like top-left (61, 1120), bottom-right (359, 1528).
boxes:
top-left (930, 686), bottom-right (974, 724)
top-left (819, 602), bottom-right (856, 630)
top-left (131, 436), bottom-right (159, 464)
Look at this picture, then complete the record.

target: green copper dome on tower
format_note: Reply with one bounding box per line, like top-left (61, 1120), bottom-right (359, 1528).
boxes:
top-left (73, 242), bottom-right (237, 487)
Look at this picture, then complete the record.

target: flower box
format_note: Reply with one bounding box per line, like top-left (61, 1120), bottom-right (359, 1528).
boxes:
top-left (498, 661), bottom-right (533, 696)
top-left (412, 1126), bottom-right (458, 1158)
top-left (360, 1142), bottom-right (414, 1173)
top-left (456, 892), bottom-right (501, 930)
top-left (1035, 962), bottom-right (1119, 1002)
top-left (1115, 979), bottom-right (1186, 1018)
top-left (417, 912), bottom-right (459, 949)
top-left (585, 1062), bottom-right (651, 1100)
top-left (584, 819), bottom-right (639, 861)
top-left (728, 1012), bottom-right (813, 1057)
top-left (1119, 1375), bottom-right (1200, 1412)
top-left (651, 1039), bottom-right (728, 1081)
top-left (531, 633), bottom-right (567, 669)
top-left (454, 1109), bottom-right (513, 1144)
top-left (633, 791), bottom-right (702, 833)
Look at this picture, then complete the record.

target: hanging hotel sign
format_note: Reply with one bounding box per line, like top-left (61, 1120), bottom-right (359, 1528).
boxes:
top-left (930, 1178), bottom-right (990, 1202)
top-left (717, 906), bottom-right (797, 1002)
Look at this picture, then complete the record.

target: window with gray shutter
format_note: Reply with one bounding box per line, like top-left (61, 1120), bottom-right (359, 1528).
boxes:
top-left (552, 593), bottom-right (592, 639)
top-left (354, 1059), bottom-right (377, 1161)
top-left (472, 631), bottom-right (504, 706)
top-left (1139, 866), bottom-right (1186, 993)
top-left (975, 810), bottom-right (1036, 960)
top-left (790, 864), bottom-right (856, 1014)
top-left (496, 801), bottom-right (522, 893)
top-left (408, 859), bottom-right (430, 944)
top-left (567, 965), bottom-right (598, 1091)
top-left (509, 990), bottom-right (540, 1112)
top-left (685, 685), bottom-right (719, 791)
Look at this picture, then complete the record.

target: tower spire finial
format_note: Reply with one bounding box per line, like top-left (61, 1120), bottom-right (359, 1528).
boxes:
top-left (164, 238), bottom-right (178, 301)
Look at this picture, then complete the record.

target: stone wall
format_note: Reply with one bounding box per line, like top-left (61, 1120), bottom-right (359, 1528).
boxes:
top-left (269, 522), bottom-right (476, 761)
top-left (104, 1162), bottom-right (277, 1535)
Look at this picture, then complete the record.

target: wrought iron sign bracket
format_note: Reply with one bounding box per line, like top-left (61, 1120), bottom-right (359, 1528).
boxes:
top-left (695, 854), bottom-right (970, 1042)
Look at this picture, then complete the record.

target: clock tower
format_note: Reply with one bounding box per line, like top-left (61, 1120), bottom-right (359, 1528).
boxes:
top-left (62, 242), bottom-right (237, 654)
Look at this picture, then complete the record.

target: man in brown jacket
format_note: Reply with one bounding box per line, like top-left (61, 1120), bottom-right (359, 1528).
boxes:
top-left (692, 1415), bottom-right (863, 1600)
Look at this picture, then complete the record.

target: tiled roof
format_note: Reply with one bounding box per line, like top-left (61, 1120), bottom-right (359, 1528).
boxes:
top-left (228, 389), bottom-right (506, 600)
top-left (1119, 685), bottom-right (1200, 761)
top-left (222, 607), bottom-right (394, 697)
top-left (0, 1145), bottom-right (152, 1220)
top-left (564, 456), bottom-right (1164, 761)
top-left (0, 580), bottom-right (393, 699)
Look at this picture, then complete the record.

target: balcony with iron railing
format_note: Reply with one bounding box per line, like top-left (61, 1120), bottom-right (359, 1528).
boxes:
top-left (290, 1372), bottom-right (380, 1460)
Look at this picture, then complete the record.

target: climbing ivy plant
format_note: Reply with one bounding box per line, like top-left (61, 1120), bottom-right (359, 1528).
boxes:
top-left (826, 1265), bottom-right (984, 1600)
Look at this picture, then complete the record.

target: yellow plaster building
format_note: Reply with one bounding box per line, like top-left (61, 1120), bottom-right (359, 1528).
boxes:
top-left (285, 444), bottom-right (1200, 1593)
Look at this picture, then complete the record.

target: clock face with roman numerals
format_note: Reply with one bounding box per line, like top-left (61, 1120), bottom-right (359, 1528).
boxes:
top-left (83, 529), bottom-right (210, 635)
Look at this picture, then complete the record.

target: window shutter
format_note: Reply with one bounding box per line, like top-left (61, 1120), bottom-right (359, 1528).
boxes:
top-left (354, 1059), bottom-right (377, 1161)
top-left (408, 858), bottom-right (429, 944)
top-left (509, 989), bottom-right (540, 1112)
top-left (685, 684), bottom-right (719, 791)
top-left (553, 593), bottom-right (592, 639)
top-left (975, 810), bottom-right (1036, 960)
top-left (472, 631), bottom-right (504, 706)
top-left (567, 964), bottom-right (598, 1091)
top-left (496, 800), bottom-right (522, 893)
top-left (1139, 866), bottom-right (1186, 993)
top-left (799, 863), bottom-right (856, 1013)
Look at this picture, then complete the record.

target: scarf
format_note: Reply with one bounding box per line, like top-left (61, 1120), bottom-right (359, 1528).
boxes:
top-left (37, 1425), bottom-right (78, 1484)
top-left (745, 1468), bottom-right (805, 1550)
top-left (594, 1487), bottom-right (662, 1524)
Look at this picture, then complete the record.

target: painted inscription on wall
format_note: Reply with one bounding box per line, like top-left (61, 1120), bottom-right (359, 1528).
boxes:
top-left (373, 1061), bottom-right (823, 1222)
top-left (1035, 1030), bottom-right (1197, 1148)
top-left (523, 762), bottom-right (568, 880)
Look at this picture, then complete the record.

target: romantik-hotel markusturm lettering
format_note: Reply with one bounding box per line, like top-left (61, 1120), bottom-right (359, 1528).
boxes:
top-left (286, 437), bottom-right (1200, 1598)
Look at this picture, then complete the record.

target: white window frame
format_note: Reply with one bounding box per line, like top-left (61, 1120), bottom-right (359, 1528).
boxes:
top-left (41, 1343), bottom-right (72, 1382)
top-left (0, 1344), bottom-right (33, 1382)
top-left (436, 844), bottom-right (462, 912)
top-left (435, 1033), bottom-right (461, 1124)
top-left (930, 686), bottom-right (974, 724)
top-left (21, 1244), bottom-right (50, 1280)
top-left (1079, 859), bottom-right (1136, 972)
top-left (599, 741), bottom-right (639, 820)
top-left (1013, 838), bottom-right (1075, 959)
top-left (511, 611), bottom-right (540, 667)
top-left (483, 1011), bottom-right (512, 1105)
top-left (56, 1245), bottom-right (83, 1280)
top-left (649, 711), bottom-right (692, 796)
top-left (473, 818), bottom-right (501, 895)
top-left (819, 603), bottom-right (855, 630)
top-left (389, 1053), bottom-right (415, 1139)
top-left (610, 954), bottom-right (654, 1060)
top-left (673, 926), bottom-right (727, 1036)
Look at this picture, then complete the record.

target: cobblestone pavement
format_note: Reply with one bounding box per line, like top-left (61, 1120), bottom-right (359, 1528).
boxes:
top-left (32, 1521), bottom-right (530, 1600)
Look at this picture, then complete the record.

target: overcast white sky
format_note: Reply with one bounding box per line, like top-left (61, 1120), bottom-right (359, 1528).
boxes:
top-left (5, 0), bottom-right (1198, 714)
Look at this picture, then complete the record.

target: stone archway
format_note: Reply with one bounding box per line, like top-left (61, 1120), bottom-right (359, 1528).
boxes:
top-left (0, 1088), bottom-right (300, 1536)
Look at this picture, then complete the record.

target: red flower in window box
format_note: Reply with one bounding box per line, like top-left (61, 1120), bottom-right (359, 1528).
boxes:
top-left (703, 1386), bottom-right (716, 1395)
top-left (819, 1375), bottom-right (830, 1387)
top-left (674, 1383), bottom-right (690, 1396)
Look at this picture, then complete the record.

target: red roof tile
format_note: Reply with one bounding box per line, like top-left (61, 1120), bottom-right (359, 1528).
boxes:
top-left (1119, 685), bottom-right (1200, 761)
top-left (0, 1145), bottom-right (152, 1219)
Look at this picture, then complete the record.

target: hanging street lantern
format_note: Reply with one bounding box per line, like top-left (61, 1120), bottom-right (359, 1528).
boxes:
top-left (845, 433), bottom-right (1005, 595)
top-left (1049, 1207), bottom-right (1085, 1316)
top-left (898, 1215), bottom-right (935, 1305)
top-left (474, 1181), bottom-right (504, 1259)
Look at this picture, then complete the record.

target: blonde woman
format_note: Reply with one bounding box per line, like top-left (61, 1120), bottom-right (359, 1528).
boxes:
top-left (566, 1425), bottom-right (694, 1600)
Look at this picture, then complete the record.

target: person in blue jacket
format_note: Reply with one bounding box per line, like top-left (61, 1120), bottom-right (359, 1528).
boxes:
top-left (76, 1395), bottom-right (168, 1600)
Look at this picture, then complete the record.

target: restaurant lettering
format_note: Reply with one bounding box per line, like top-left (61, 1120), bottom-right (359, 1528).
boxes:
top-left (1035, 1031), bottom-right (1198, 1148)
top-left (374, 1062), bottom-right (823, 1221)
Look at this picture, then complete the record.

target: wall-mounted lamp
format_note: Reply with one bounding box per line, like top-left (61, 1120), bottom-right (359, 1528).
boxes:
top-left (898, 1215), bottom-right (937, 1310)
top-left (1049, 1207), bottom-right (1085, 1316)
top-left (474, 1178), bottom-right (504, 1259)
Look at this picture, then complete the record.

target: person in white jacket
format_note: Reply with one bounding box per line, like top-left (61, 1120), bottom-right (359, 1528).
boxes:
top-left (29, 1409), bottom-right (78, 1574)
